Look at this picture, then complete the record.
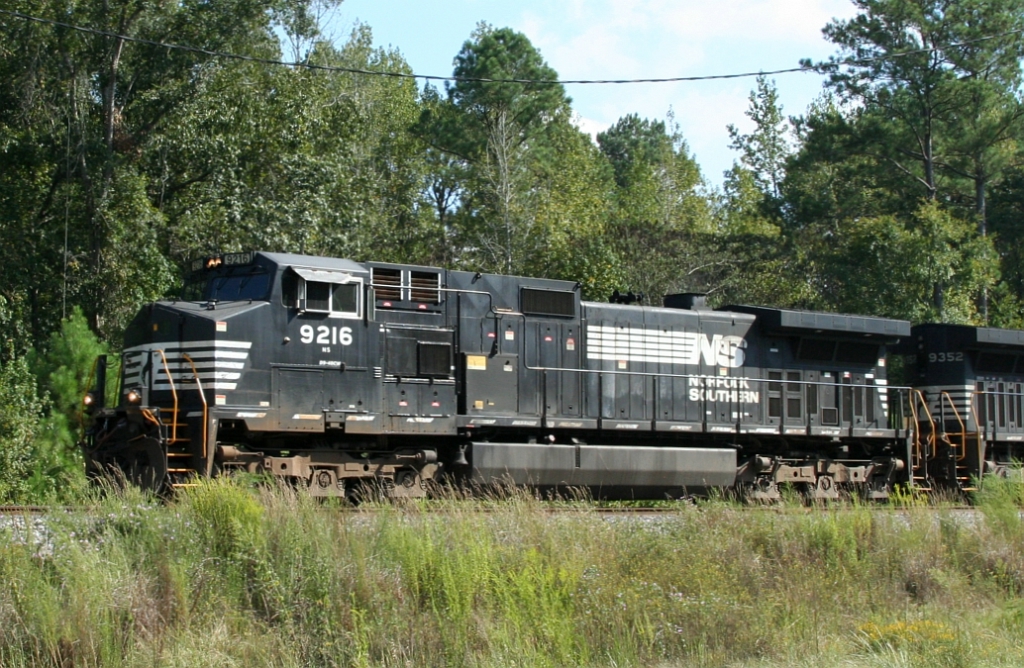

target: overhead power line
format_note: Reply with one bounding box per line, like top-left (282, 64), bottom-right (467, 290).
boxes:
top-left (2, 8), bottom-right (1023, 86)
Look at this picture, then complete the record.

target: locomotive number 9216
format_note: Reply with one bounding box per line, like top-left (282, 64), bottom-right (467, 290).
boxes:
top-left (299, 325), bottom-right (353, 346)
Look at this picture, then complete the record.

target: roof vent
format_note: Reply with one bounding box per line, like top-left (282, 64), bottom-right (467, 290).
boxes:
top-left (663, 293), bottom-right (707, 310)
top-left (609, 290), bottom-right (644, 305)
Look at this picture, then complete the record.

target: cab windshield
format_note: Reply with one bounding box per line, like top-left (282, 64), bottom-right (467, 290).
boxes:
top-left (203, 270), bottom-right (271, 301)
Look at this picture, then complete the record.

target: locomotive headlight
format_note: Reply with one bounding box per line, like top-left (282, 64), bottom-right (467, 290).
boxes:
top-left (82, 392), bottom-right (95, 407)
top-left (126, 389), bottom-right (142, 404)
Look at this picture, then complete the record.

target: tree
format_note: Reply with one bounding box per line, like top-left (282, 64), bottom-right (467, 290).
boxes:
top-left (938, 3), bottom-right (1024, 319)
top-left (727, 76), bottom-right (791, 201)
top-left (416, 24), bottom-right (571, 276)
top-left (599, 114), bottom-right (676, 188)
top-left (0, 356), bottom-right (45, 502)
top-left (596, 113), bottom-right (714, 302)
top-left (272, 0), bottom-right (344, 63)
top-left (447, 24), bottom-right (570, 162)
top-left (0, 0), bottom-right (280, 344)
top-left (813, 0), bottom-right (963, 201)
top-left (820, 202), bottom-right (996, 321)
top-left (983, 164), bottom-right (1024, 327)
top-left (151, 23), bottom-right (430, 269)
top-left (529, 118), bottom-right (619, 299)
top-left (809, 0), bottom-right (1024, 316)
top-left (22, 307), bottom-right (115, 497)
top-left (706, 166), bottom-right (814, 308)
top-left (708, 76), bottom-right (810, 308)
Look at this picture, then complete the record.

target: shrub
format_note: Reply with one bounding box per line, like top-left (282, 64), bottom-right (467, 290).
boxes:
top-left (0, 356), bottom-right (45, 502)
top-left (27, 307), bottom-right (111, 499)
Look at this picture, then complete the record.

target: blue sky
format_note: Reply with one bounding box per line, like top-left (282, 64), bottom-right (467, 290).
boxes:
top-left (328, 0), bottom-right (858, 187)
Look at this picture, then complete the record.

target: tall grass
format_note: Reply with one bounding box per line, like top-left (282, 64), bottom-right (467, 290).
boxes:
top-left (1, 480), bottom-right (1023, 667)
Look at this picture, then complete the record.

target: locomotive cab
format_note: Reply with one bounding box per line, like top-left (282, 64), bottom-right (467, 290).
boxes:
top-left (83, 252), bottom-right (443, 495)
top-left (904, 323), bottom-right (1024, 488)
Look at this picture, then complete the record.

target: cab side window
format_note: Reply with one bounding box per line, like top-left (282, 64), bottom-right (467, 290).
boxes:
top-left (281, 268), bottom-right (362, 318)
top-left (305, 281), bottom-right (331, 312)
top-left (332, 283), bottom-right (359, 313)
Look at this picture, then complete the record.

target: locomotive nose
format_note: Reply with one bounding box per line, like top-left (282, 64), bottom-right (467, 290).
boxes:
top-left (120, 301), bottom-right (258, 407)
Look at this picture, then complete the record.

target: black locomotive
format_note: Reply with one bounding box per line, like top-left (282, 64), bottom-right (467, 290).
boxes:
top-left (902, 324), bottom-right (1024, 490)
top-left (83, 250), bottom-right (989, 500)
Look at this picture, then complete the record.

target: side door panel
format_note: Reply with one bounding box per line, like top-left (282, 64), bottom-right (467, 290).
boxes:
top-left (275, 368), bottom-right (324, 432)
top-left (560, 323), bottom-right (581, 417)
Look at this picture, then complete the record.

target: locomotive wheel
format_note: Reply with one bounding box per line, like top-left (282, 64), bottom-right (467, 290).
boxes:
top-left (124, 437), bottom-right (168, 493)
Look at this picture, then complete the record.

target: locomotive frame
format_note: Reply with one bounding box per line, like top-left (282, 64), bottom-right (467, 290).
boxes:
top-left (80, 250), bottom-right (1016, 500)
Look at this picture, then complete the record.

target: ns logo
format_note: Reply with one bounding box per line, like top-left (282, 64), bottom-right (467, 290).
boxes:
top-left (699, 334), bottom-right (747, 368)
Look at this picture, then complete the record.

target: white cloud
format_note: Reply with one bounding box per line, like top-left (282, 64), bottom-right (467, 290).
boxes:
top-left (522, 0), bottom-right (854, 76)
top-left (656, 0), bottom-right (850, 41)
top-left (513, 0), bottom-right (857, 184)
top-left (672, 87), bottom-right (753, 177)
top-left (337, 0), bottom-right (858, 184)
top-left (572, 115), bottom-right (611, 141)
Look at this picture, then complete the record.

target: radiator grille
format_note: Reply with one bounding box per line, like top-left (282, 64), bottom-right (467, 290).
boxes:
top-left (419, 342), bottom-right (452, 377)
top-left (372, 267), bottom-right (402, 301)
top-left (410, 271), bottom-right (440, 303)
top-left (521, 288), bottom-right (575, 317)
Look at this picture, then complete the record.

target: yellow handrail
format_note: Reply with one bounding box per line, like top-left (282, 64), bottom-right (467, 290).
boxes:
top-left (908, 389), bottom-right (938, 469)
top-left (938, 392), bottom-right (968, 461)
top-left (141, 409), bottom-right (162, 427)
top-left (182, 353), bottom-right (209, 461)
top-left (970, 390), bottom-right (988, 469)
top-left (907, 390), bottom-right (922, 469)
top-left (154, 349), bottom-right (178, 444)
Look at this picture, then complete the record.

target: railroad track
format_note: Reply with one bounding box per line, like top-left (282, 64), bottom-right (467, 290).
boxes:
top-left (0, 502), bottom-right (981, 516)
top-left (0, 506), bottom-right (81, 515)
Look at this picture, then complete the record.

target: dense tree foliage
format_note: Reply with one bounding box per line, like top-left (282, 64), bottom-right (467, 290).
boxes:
top-left (0, 356), bottom-right (46, 502)
top-left (415, 23), bottom-right (575, 276)
top-left (804, 0), bottom-right (1024, 320)
top-left (3, 0), bottom-right (1024, 499)
top-left (596, 113), bottom-right (715, 302)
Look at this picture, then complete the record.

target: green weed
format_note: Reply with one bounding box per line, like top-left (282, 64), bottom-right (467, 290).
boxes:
top-left (1, 481), bottom-right (1024, 666)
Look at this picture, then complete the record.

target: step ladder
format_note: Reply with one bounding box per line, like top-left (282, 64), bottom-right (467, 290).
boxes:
top-left (159, 406), bottom-right (201, 488)
top-left (909, 389), bottom-right (935, 490)
top-left (946, 431), bottom-right (980, 493)
top-left (151, 350), bottom-right (209, 490)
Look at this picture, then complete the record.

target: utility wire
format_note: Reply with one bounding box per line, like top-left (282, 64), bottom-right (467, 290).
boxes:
top-left (2, 8), bottom-right (1023, 85)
